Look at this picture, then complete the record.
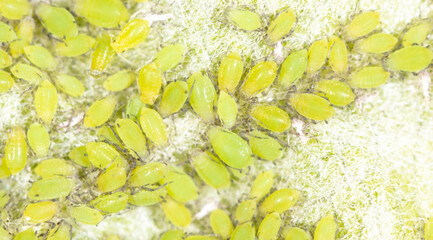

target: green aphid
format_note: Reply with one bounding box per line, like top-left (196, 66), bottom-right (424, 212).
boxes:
top-left (161, 197), bottom-right (191, 228)
top-left (0, 49), bottom-right (12, 69)
top-left (46, 223), bottom-right (71, 240)
top-left (248, 131), bottom-right (283, 161)
top-left (226, 8), bottom-right (262, 31)
top-left (111, 19), bottom-right (149, 53)
top-left (343, 11), bottom-right (380, 40)
top-left (313, 79), bottom-right (355, 106)
top-left (0, 22), bottom-right (17, 42)
top-left (0, 0), bottom-right (31, 20)
top-left (68, 205), bottom-right (103, 225)
top-left (402, 19), bottom-right (433, 47)
top-left (159, 81), bottom-right (189, 116)
top-left (217, 90), bottom-right (238, 129)
top-left (234, 199), bottom-right (257, 224)
top-left (55, 74), bottom-right (85, 97)
top-left (13, 228), bottom-right (37, 240)
top-left (266, 7), bottom-right (296, 44)
top-left (283, 227), bottom-right (311, 240)
top-left (36, 3), bottom-right (78, 40)
top-left (328, 36), bottom-right (348, 75)
top-left (289, 93), bottom-right (335, 121)
top-left (23, 201), bottom-right (58, 224)
top-left (83, 96), bottom-right (117, 128)
top-left (28, 176), bottom-right (75, 200)
top-left (115, 118), bottom-right (148, 158)
top-left (187, 71), bottom-right (217, 122)
top-left (76, 0), bottom-right (130, 28)
top-left (240, 61), bottom-right (277, 98)
top-left (34, 158), bottom-right (74, 178)
top-left (56, 34), bottom-right (96, 57)
top-left (314, 215), bottom-right (337, 240)
top-left (249, 170), bottom-right (274, 201)
top-left (250, 105), bottom-right (291, 133)
top-left (128, 186), bottom-right (167, 206)
top-left (85, 141), bottom-right (125, 169)
top-left (160, 167), bottom-right (198, 203)
top-left (10, 63), bottom-right (48, 85)
top-left (160, 230), bottom-right (184, 240)
top-left (4, 127), bottom-right (27, 175)
top-left (34, 80), bottom-right (58, 125)
top-left (139, 106), bottom-right (168, 146)
top-left (90, 192), bottom-right (129, 213)
top-left (357, 33), bottom-right (398, 53)
top-left (0, 158), bottom-right (11, 179)
top-left (260, 188), bottom-right (300, 214)
top-left (154, 44), bottom-right (185, 72)
top-left (68, 145), bottom-right (92, 168)
top-left (90, 34), bottom-right (116, 77)
top-left (257, 212), bottom-right (282, 240)
top-left (129, 162), bottom-right (167, 187)
top-left (348, 66), bottom-right (390, 89)
top-left (218, 52), bottom-right (244, 94)
top-left (191, 151), bottom-right (231, 189)
top-left (9, 17), bottom-right (34, 58)
top-left (210, 209), bottom-right (233, 239)
top-left (126, 95), bottom-right (146, 118)
top-left (138, 62), bottom-right (163, 105)
top-left (307, 38), bottom-right (328, 76)
top-left (97, 166), bottom-right (126, 193)
top-left (103, 70), bottom-right (136, 92)
top-left (27, 123), bottom-right (50, 157)
top-left (385, 46), bottom-right (433, 72)
top-left (0, 70), bottom-right (14, 93)
top-left (230, 222), bottom-right (255, 240)
top-left (278, 49), bottom-right (307, 87)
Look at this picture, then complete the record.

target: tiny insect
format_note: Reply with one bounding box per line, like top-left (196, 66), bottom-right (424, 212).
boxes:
top-left (289, 93), bottom-right (335, 121)
top-left (248, 131), bottom-right (283, 161)
top-left (240, 61), bottom-right (277, 98)
top-left (328, 36), bottom-right (348, 75)
top-left (154, 44), bottom-right (185, 72)
top-left (210, 209), bottom-right (233, 239)
top-left (403, 19), bottom-right (433, 47)
top-left (0, 0), bottom-right (31, 20)
top-left (139, 106), bottom-right (168, 146)
top-left (83, 96), bottom-right (117, 128)
top-left (28, 176), bottom-right (75, 200)
top-left (34, 80), bottom-right (58, 125)
top-left (235, 199), bottom-right (257, 224)
top-left (266, 7), bottom-right (296, 44)
top-left (9, 17), bottom-right (34, 57)
top-left (0, 190), bottom-right (9, 208)
top-left (260, 188), bottom-right (300, 214)
top-left (103, 70), bottom-right (136, 92)
top-left (343, 11), bottom-right (380, 40)
top-left (126, 95), bottom-right (146, 118)
top-left (159, 81), bottom-right (189, 116)
top-left (385, 46), bottom-right (433, 72)
top-left (191, 151), bottom-right (231, 189)
top-left (138, 62), bottom-right (163, 105)
top-left (249, 170), bottom-right (274, 201)
top-left (225, 8), bottom-right (262, 31)
top-left (97, 166), bottom-right (127, 193)
top-left (161, 230), bottom-right (184, 240)
top-left (313, 79), bottom-right (355, 106)
top-left (10, 63), bottom-right (48, 85)
top-left (425, 217), bottom-right (433, 240)
top-left (250, 105), bottom-right (291, 133)
top-left (55, 74), bottom-right (85, 97)
top-left (35, 3), bottom-right (78, 39)
top-left (90, 34), bottom-right (116, 77)
top-left (96, 125), bottom-right (124, 146)
top-left (129, 162), bottom-right (167, 187)
top-left (283, 227), bottom-right (311, 240)
top-left (307, 38), bottom-right (328, 76)
top-left (4, 126), bottom-right (27, 175)
top-left (217, 91), bottom-right (238, 128)
top-left (56, 34), bottom-right (96, 57)
top-left (111, 19), bottom-right (150, 53)
top-left (128, 186), bottom-right (167, 206)
top-left (314, 214), bottom-right (337, 240)
top-left (0, 70), bottom-right (14, 93)
top-left (13, 228), bottom-right (37, 240)
top-left (76, 0), bottom-right (130, 28)
top-left (187, 71), bottom-right (217, 122)
top-left (24, 45), bottom-right (57, 71)
top-left (0, 22), bottom-right (17, 42)
top-left (207, 127), bottom-right (254, 169)
top-left (68, 145), bottom-right (92, 167)
top-left (257, 212), bottom-right (282, 240)
top-left (161, 197), bottom-right (191, 228)
top-left (115, 118), bottom-right (148, 158)
top-left (34, 158), bottom-right (74, 178)
top-left (218, 52), bottom-right (244, 94)
top-left (160, 167), bottom-right (198, 203)
top-left (68, 205), bottom-right (104, 225)
top-left (46, 223), bottom-right (71, 240)
top-left (86, 142), bottom-right (125, 169)
top-left (0, 49), bottom-right (12, 69)
top-left (278, 49), bottom-right (307, 87)
top-left (90, 192), bottom-right (129, 213)
top-left (0, 158), bottom-right (11, 179)
top-left (23, 201), bottom-right (57, 224)
top-left (357, 33), bottom-right (398, 54)
top-left (230, 222), bottom-right (255, 240)
top-left (348, 66), bottom-right (390, 89)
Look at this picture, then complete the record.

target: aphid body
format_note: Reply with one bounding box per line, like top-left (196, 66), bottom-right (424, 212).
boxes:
top-left (0, 70), bottom-right (14, 93)
top-left (385, 46), bottom-right (433, 72)
top-left (240, 61), bottom-right (277, 98)
top-left (343, 11), bottom-right (380, 40)
top-left (210, 209), bottom-right (233, 239)
top-left (257, 212), bottom-right (282, 240)
top-left (139, 106), bottom-right (168, 146)
top-left (187, 71), bottom-right (217, 122)
top-left (217, 91), bottom-right (238, 128)
top-left (161, 197), bottom-right (191, 228)
top-left (307, 38), bottom-right (328, 76)
top-left (85, 142), bottom-right (124, 169)
top-left (55, 74), bottom-right (85, 97)
top-left (36, 3), bottom-right (78, 40)
top-left (159, 81), bottom-right (188, 116)
top-left (226, 8), bottom-right (262, 31)
top-left (128, 187), bottom-right (166, 206)
top-left (278, 49), bottom-right (307, 87)
top-left (230, 222), bottom-right (255, 240)
top-left (403, 19), bottom-right (433, 47)
top-left (250, 105), bottom-right (291, 133)
top-left (138, 62), bottom-right (163, 105)
top-left (154, 44), bottom-right (185, 72)
top-left (13, 228), bottom-right (37, 240)
top-left (289, 93), bottom-right (335, 121)
top-left (83, 96), bottom-right (116, 128)
top-left (111, 19), bottom-right (150, 53)
top-left (0, 49), bottom-right (12, 69)
top-left (115, 118), bottom-right (148, 158)
top-left (68, 146), bottom-right (91, 167)
top-left (10, 63), bottom-right (47, 85)
top-left (283, 227), bottom-right (311, 240)
top-left (235, 199), bottom-right (257, 224)
top-left (90, 34), bottom-right (116, 77)
top-left (357, 33), bottom-right (398, 53)
top-left (130, 162), bottom-right (167, 187)
top-left (161, 230), bottom-right (184, 240)
top-left (160, 167), bottom-right (198, 203)
top-left (249, 170), bottom-right (274, 201)
top-left (34, 158), bottom-right (74, 178)
top-left (260, 188), bottom-right (300, 214)
top-left (56, 34), bottom-right (96, 57)
top-left (313, 80), bottom-right (355, 106)
top-left (426, 217), bottom-right (433, 240)
top-left (27, 123), bottom-right (50, 157)
top-left (0, 0), bottom-right (30, 20)
top-left (34, 80), bottom-right (58, 125)
top-left (75, 0), bottom-right (129, 28)
top-left (191, 151), bottom-right (231, 189)
top-left (68, 205), bottom-right (103, 225)
top-left (266, 8), bottom-right (296, 44)
top-left (248, 131), bottom-right (283, 161)
top-left (97, 166), bottom-right (127, 192)
top-left (314, 215), bottom-right (337, 240)
top-left (218, 52), bottom-right (244, 94)
top-left (328, 36), bottom-right (348, 75)
top-left (4, 127), bottom-right (27, 175)
top-left (90, 192), bottom-right (129, 213)
top-left (24, 45), bottom-right (57, 71)
top-left (0, 22), bottom-right (16, 42)
top-left (28, 176), bottom-right (74, 200)
top-left (23, 201), bottom-right (57, 223)
top-left (103, 70), bottom-right (136, 92)
top-left (348, 66), bottom-right (389, 89)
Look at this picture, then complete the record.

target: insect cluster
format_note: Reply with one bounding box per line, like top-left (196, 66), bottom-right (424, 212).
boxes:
top-left (0, 0), bottom-right (432, 239)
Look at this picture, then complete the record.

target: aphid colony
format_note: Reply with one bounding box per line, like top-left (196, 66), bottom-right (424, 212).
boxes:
top-left (0, 0), bottom-right (432, 239)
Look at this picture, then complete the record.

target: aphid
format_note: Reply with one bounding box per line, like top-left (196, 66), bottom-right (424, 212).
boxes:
top-left (0, 190), bottom-right (9, 208)
top-left (96, 125), bottom-right (123, 146)
top-left (230, 222), bottom-right (255, 240)
top-left (138, 62), bottom-right (163, 105)
top-left (328, 36), bottom-right (348, 75)
top-left (56, 34), bottom-right (96, 57)
top-left (348, 66), bottom-right (390, 89)
top-left (83, 96), bottom-right (117, 128)
top-left (103, 70), bottom-right (136, 92)
top-left (210, 209), bottom-right (233, 239)
top-left (248, 131), bottom-right (283, 161)
top-left (161, 197), bottom-right (191, 228)
top-left (0, 158), bottom-right (11, 179)
top-left (0, 0), bottom-right (30, 20)
top-left (97, 167), bottom-right (126, 193)
top-left (218, 52), bottom-right (244, 94)
top-left (46, 223), bottom-right (71, 240)
top-left (139, 106), bottom-right (168, 146)
top-left (75, 0), bottom-right (129, 28)
top-left (403, 19), bottom-right (433, 47)
top-left (90, 192), bottom-right (129, 213)
top-left (314, 215), bottom-right (336, 240)
top-left (191, 151), bottom-right (231, 189)
top-left (90, 34), bottom-right (116, 77)
top-left (235, 200), bottom-right (257, 223)
top-left (278, 49), bottom-right (307, 87)
top-left (34, 80), bottom-right (58, 125)
top-left (128, 186), bottom-right (167, 206)
top-left (129, 162), bottom-right (167, 187)
top-left (260, 188), bottom-right (300, 214)
top-left (9, 17), bottom-right (34, 57)
top-left (111, 19), bottom-right (150, 53)
top-left (36, 3), bottom-right (77, 40)
top-left (307, 38), bottom-right (328, 76)
top-left (28, 176), bottom-right (75, 200)
top-left (217, 91), bottom-right (238, 128)
top-left (23, 201), bottom-right (57, 224)
top-left (289, 93), bottom-right (335, 121)
top-left (126, 95), bottom-right (146, 118)
top-left (13, 228), bottom-right (37, 240)
top-left (115, 118), bottom-right (148, 157)
top-left (225, 8), bottom-right (262, 31)
top-left (385, 46), bottom-right (433, 72)
top-left (343, 11), bottom-right (380, 40)
top-left (0, 49), bottom-right (12, 69)
top-left (68, 146), bottom-right (92, 167)
top-left (207, 127), bottom-right (254, 169)
top-left (187, 71), bottom-right (217, 122)
top-left (283, 227), bottom-right (311, 240)
top-left (250, 105), bottom-right (291, 133)
top-left (0, 22), bottom-right (17, 42)
top-left (55, 74), bottom-right (85, 97)
top-left (4, 127), bottom-right (27, 175)
top-left (9, 39), bottom-right (27, 58)
top-left (161, 230), bottom-right (184, 240)
top-left (257, 212), bottom-right (282, 240)
top-left (0, 70), bottom-right (14, 93)
top-left (313, 79), bottom-right (355, 106)
top-left (240, 61), bottom-right (277, 98)
top-left (154, 44), bottom-right (185, 72)
top-left (249, 170), bottom-right (274, 201)
top-left (160, 167), bottom-right (198, 203)
top-left (85, 142), bottom-right (125, 169)
top-left (10, 63), bottom-right (48, 85)
top-left (159, 81), bottom-right (189, 116)
top-left (425, 217), bottom-right (433, 240)
top-left (357, 33), bottom-right (398, 53)
top-left (266, 8), bottom-right (296, 44)
top-left (68, 205), bottom-right (103, 225)
top-left (34, 158), bottom-right (74, 178)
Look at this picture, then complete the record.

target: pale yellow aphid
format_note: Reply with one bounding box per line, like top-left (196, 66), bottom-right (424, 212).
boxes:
top-left (154, 44), bottom-right (185, 72)
top-left (34, 80), bottom-right (58, 125)
top-left (278, 49), bottom-right (307, 87)
top-left (250, 105), bottom-right (291, 133)
top-left (250, 170), bottom-right (274, 201)
top-left (128, 186), bottom-right (167, 206)
top-left (129, 162), bottom-right (167, 187)
top-left (115, 118), bottom-right (148, 158)
top-left (210, 209), bottom-right (233, 239)
top-left (217, 91), bottom-right (238, 128)
top-left (425, 217), bottom-right (433, 240)
top-left (161, 197), bottom-right (191, 228)
top-left (348, 66), bottom-right (390, 89)
top-left (357, 33), bottom-right (398, 54)
top-left (0, 49), bottom-right (12, 69)
top-left (266, 7), bottom-right (296, 44)
top-left (159, 81), bottom-right (189, 116)
top-left (27, 123), bottom-right (50, 157)
top-left (9, 17), bottom-right (34, 57)
top-left (0, 22), bottom-right (17, 42)
top-left (260, 188), bottom-right (300, 214)
top-left (23, 201), bottom-right (57, 224)
top-left (36, 3), bottom-right (78, 40)
top-left (90, 192), bottom-right (129, 213)
top-left (97, 166), bottom-right (126, 193)
top-left (90, 34), bottom-right (116, 77)
top-left (55, 74), bottom-right (85, 97)
top-left (126, 95), bottom-right (146, 118)
top-left (68, 146), bottom-right (91, 168)
top-left (307, 38), bottom-right (328, 76)
top-left (85, 142), bottom-right (124, 169)
top-left (83, 96), bottom-right (116, 128)
top-left (76, 0), bottom-right (130, 28)
top-left (68, 205), bottom-right (103, 225)
top-left (235, 199), bottom-right (257, 224)
top-left (187, 71), bottom-right (217, 122)
top-left (314, 215), bottom-right (337, 240)
top-left (111, 19), bottom-right (150, 53)
top-left (386, 46), bottom-right (433, 72)
top-left (240, 61), bottom-right (277, 98)
top-left (56, 34), bottom-right (96, 57)
top-left (283, 227), bottom-right (311, 240)
top-left (191, 151), bottom-right (231, 189)
top-left (13, 228), bottom-right (37, 240)
top-left (257, 212), bottom-right (282, 240)
top-left (139, 106), bottom-right (168, 146)
top-left (103, 70), bottom-right (136, 92)
top-left (4, 127), bottom-right (27, 175)
top-left (289, 93), bottom-right (335, 121)
top-left (10, 63), bottom-right (47, 85)
top-left (34, 158), bottom-right (74, 178)
top-left (231, 222), bottom-right (256, 240)
top-left (248, 131), bottom-right (283, 161)
top-left (328, 36), bottom-right (348, 75)
top-left (28, 176), bottom-right (75, 200)
top-left (313, 79), bottom-right (355, 106)
top-left (343, 11), bottom-right (380, 40)
top-left (226, 8), bottom-right (262, 31)
top-left (138, 62), bottom-right (163, 105)
top-left (403, 19), bottom-right (433, 47)
top-left (24, 45), bottom-right (57, 71)
top-left (160, 167), bottom-right (198, 203)
top-left (0, 0), bottom-right (31, 20)
top-left (0, 70), bottom-right (14, 93)
top-left (218, 52), bottom-right (244, 94)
